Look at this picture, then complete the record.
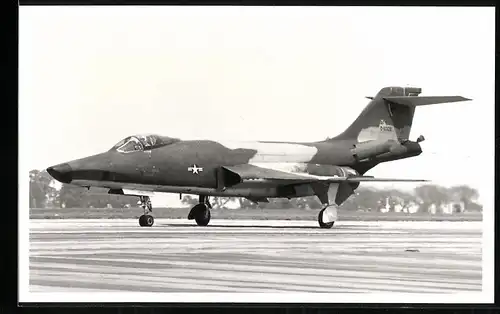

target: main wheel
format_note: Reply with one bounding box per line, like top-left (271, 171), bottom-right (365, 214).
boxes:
top-left (318, 209), bottom-right (334, 229)
top-left (139, 214), bottom-right (154, 227)
top-left (195, 205), bottom-right (211, 226)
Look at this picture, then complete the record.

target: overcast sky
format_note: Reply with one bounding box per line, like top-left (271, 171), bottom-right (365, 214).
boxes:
top-left (19, 6), bottom-right (494, 205)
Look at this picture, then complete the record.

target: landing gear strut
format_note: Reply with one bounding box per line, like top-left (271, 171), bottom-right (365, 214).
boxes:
top-left (138, 196), bottom-right (154, 227)
top-left (187, 195), bottom-right (211, 226)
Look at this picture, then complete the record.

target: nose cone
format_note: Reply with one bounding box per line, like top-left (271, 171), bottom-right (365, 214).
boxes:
top-left (47, 163), bottom-right (73, 184)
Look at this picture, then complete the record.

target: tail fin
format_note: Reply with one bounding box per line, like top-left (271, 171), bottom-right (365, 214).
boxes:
top-left (333, 86), bottom-right (471, 143)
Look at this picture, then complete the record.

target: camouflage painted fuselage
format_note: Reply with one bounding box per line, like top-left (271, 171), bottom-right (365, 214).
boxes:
top-left (54, 137), bottom-right (422, 199)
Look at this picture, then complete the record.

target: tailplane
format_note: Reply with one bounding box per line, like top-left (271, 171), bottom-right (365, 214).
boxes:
top-left (332, 86), bottom-right (471, 143)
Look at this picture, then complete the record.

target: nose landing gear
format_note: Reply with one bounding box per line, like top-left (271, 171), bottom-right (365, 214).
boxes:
top-left (138, 196), bottom-right (154, 227)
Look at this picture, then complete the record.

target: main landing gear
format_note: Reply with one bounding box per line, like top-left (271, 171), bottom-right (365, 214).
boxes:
top-left (187, 195), bottom-right (211, 226)
top-left (317, 205), bottom-right (337, 229)
top-left (138, 196), bottom-right (154, 227)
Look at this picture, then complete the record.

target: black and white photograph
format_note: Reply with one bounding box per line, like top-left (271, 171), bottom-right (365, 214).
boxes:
top-left (19, 5), bottom-right (494, 304)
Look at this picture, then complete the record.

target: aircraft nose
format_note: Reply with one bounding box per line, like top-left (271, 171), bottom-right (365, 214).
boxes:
top-left (46, 163), bottom-right (73, 184)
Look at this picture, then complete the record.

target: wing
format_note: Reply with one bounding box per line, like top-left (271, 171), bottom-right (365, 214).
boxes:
top-left (220, 164), bottom-right (427, 189)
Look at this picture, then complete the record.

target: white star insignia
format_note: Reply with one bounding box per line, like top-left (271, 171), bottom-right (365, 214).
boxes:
top-left (188, 164), bottom-right (203, 174)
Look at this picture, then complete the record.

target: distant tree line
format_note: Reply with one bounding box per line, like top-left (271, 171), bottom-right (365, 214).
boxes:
top-left (30, 169), bottom-right (482, 213)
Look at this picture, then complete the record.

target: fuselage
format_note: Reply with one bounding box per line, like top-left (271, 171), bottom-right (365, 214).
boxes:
top-left (47, 136), bottom-right (422, 199)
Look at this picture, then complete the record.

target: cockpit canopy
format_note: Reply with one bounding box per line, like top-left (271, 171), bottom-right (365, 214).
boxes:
top-left (111, 134), bottom-right (181, 153)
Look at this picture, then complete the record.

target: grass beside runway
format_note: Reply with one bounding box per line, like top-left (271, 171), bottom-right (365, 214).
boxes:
top-left (29, 207), bottom-right (482, 221)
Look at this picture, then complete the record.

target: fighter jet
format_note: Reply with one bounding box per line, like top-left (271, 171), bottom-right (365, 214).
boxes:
top-left (47, 86), bottom-right (470, 228)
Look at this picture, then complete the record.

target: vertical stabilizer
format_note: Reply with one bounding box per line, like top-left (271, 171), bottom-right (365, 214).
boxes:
top-left (332, 87), bottom-right (470, 143)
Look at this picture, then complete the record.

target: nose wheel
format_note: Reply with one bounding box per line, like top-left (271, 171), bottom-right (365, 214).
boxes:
top-left (138, 196), bottom-right (154, 227)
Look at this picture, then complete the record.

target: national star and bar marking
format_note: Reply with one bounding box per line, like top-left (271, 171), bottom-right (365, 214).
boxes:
top-left (188, 164), bottom-right (203, 174)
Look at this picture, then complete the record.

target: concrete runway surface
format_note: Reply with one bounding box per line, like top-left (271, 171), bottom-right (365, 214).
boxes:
top-left (29, 219), bottom-right (482, 293)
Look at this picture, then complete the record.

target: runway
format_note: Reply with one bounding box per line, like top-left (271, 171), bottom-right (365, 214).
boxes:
top-left (29, 219), bottom-right (482, 293)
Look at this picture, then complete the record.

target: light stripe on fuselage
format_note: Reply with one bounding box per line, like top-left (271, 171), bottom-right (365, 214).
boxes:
top-left (218, 141), bottom-right (318, 163)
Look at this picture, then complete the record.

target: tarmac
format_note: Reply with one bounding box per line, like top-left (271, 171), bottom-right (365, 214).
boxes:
top-left (29, 219), bottom-right (482, 293)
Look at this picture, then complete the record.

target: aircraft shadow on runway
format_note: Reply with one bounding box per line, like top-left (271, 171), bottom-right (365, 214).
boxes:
top-left (156, 223), bottom-right (367, 230)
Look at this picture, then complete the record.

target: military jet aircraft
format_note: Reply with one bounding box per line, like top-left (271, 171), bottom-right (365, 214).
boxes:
top-left (47, 86), bottom-right (470, 228)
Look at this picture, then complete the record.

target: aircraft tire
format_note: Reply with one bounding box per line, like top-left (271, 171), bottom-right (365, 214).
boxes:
top-left (317, 209), bottom-right (334, 229)
top-left (139, 214), bottom-right (154, 227)
top-left (195, 206), bottom-right (211, 226)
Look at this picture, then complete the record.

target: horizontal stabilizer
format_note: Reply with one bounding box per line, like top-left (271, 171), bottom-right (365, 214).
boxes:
top-left (383, 96), bottom-right (471, 106)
